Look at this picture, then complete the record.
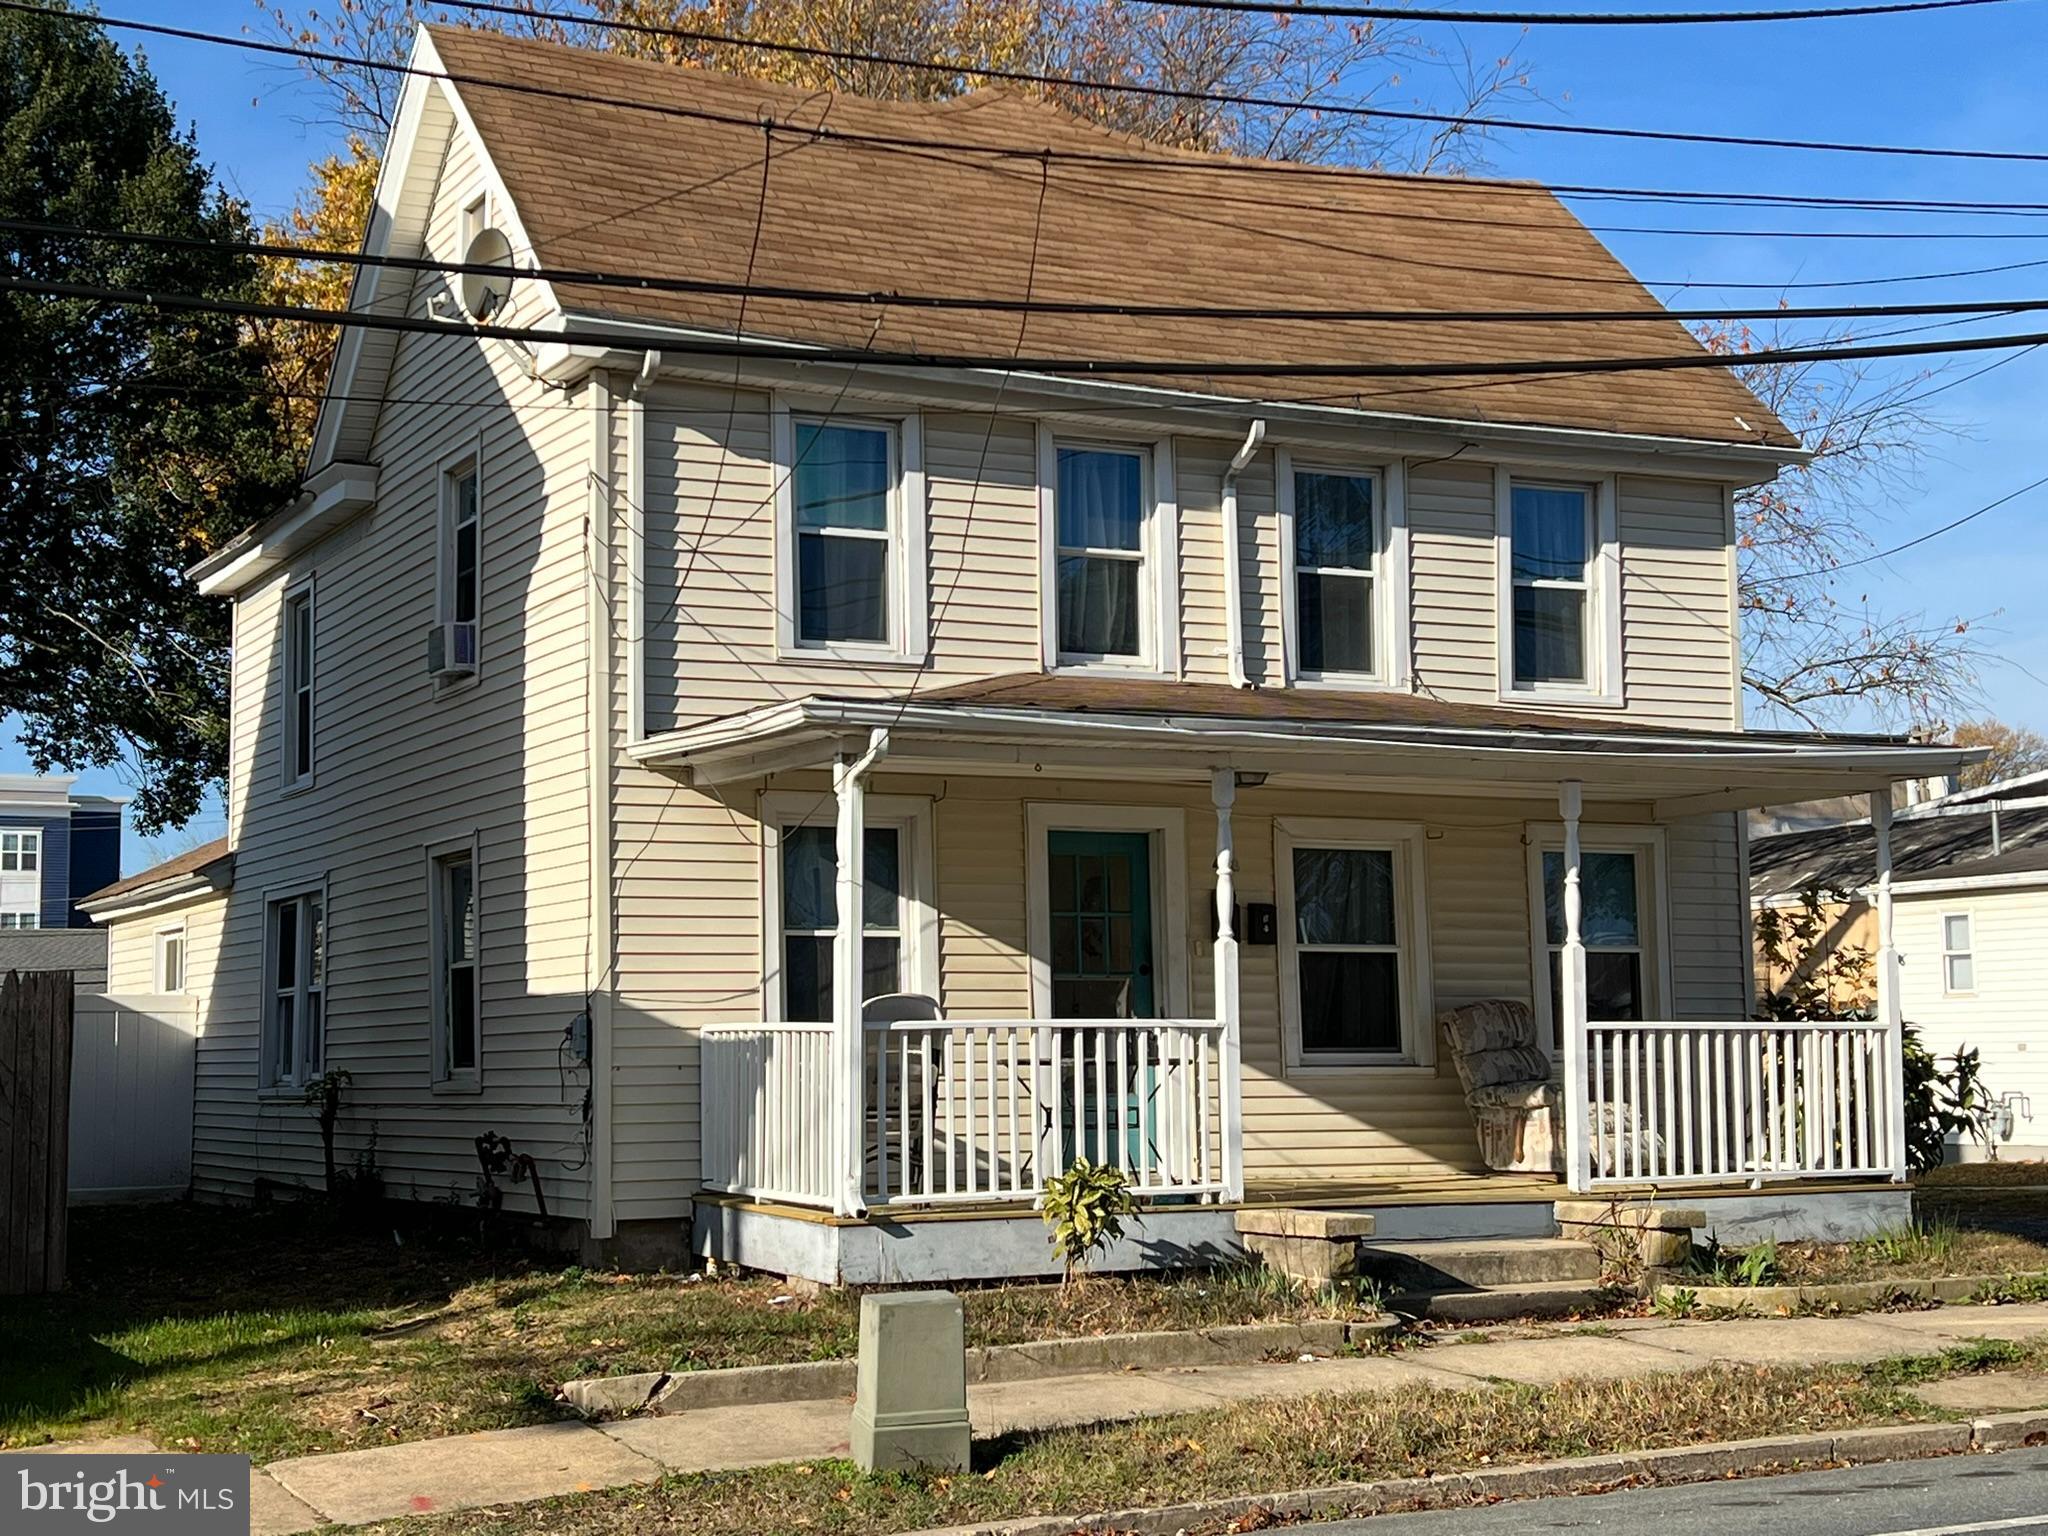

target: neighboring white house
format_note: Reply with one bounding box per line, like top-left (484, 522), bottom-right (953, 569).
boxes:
top-left (82, 24), bottom-right (1976, 1279)
top-left (1891, 844), bottom-right (2048, 1160)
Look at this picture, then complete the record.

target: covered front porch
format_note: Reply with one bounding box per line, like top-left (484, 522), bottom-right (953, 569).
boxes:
top-left (641, 677), bottom-right (1965, 1240)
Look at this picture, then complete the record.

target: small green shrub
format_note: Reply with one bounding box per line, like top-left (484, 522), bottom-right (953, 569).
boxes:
top-left (1653, 1286), bottom-right (1698, 1318)
top-left (1733, 1240), bottom-right (1781, 1288)
top-left (1040, 1159), bottom-right (1138, 1283)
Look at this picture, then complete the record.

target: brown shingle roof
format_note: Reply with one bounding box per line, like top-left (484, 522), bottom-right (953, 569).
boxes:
top-left (426, 27), bottom-right (1794, 449)
top-left (897, 673), bottom-right (1903, 745)
top-left (81, 837), bottom-right (233, 907)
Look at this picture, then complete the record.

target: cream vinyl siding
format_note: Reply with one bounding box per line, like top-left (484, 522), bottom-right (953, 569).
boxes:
top-left (201, 123), bottom-right (594, 1215)
top-left (1407, 461), bottom-right (1501, 704)
top-left (1617, 476), bottom-right (1740, 727)
top-left (1896, 885), bottom-right (2048, 1153)
top-left (105, 889), bottom-right (229, 997)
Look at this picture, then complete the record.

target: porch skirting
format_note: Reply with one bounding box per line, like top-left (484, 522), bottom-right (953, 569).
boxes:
top-left (692, 1184), bottom-right (1911, 1285)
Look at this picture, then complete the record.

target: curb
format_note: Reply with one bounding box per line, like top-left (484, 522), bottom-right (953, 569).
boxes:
top-left (894, 1411), bottom-right (2048, 1536)
top-left (1655, 1275), bottom-right (2019, 1315)
top-left (562, 1318), bottom-right (1402, 1417)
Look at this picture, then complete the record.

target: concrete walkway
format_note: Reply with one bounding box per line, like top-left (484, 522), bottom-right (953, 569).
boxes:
top-left (47, 1302), bottom-right (2048, 1534)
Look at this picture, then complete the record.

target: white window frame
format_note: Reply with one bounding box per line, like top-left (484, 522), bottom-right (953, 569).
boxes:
top-left (259, 879), bottom-right (327, 1093)
top-left (0, 828), bottom-right (43, 928)
top-left (770, 398), bottom-right (927, 665)
top-left (759, 792), bottom-right (938, 1022)
top-left (437, 444), bottom-right (484, 685)
top-left (1277, 452), bottom-right (1409, 690)
top-left (459, 190), bottom-right (489, 256)
top-left (281, 577), bottom-right (316, 790)
top-left (153, 923), bottom-right (188, 994)
top-left (1940, 910), bottom-right (1976, 996)
top-left (1038, 426), bottom-right (1181, 675)
top-left (1274, 818), bottom-right (1434, 1072)
top-left (1495, 469), bottom-right (1622, 707)
top-left (428, 834), bottom-right (483, 1090)
top-left (1524, 824), bottom-right (1674, 1059)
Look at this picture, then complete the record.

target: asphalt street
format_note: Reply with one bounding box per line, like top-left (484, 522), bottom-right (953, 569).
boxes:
top-left (1319, 1450), bottom-right (2048, 1536)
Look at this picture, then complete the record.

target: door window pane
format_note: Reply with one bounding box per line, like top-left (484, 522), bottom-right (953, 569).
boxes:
top-left (1047, 832), bottom-right (1152, 1019)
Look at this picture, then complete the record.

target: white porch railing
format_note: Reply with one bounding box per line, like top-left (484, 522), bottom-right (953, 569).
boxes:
top-left (1583, 1019), bottom-right (1900, 1189)
top-left (700, 1023), bottom-right (838, 1207)
top-left (701, 1017), bottom-right (1228, 1211)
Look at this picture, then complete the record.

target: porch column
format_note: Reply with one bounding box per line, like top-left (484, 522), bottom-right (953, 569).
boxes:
top-left (1872, 792), bottom-right (1908, 1181)
top-left (832, 729), bottom-right (890, 1217)
top-left (1559, 780), bottom-right (1592, 1194)
top-left (1211, 769), bottom-right (1245, 1202)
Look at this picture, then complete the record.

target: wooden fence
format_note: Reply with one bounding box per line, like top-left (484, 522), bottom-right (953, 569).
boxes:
top-left (1, 969), bottom-right (74, 1294)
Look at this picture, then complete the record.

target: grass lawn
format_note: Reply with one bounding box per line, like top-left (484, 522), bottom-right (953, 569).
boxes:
top-left (1688, 1220), bottom-right (2048, 1289)
top-left (0, 1202), bottom-right (1378, 1462)
top-left (1917, 1161), bottom-right (2048, 1187)
top-left (359, 1339), bottom-right (2044, 1536)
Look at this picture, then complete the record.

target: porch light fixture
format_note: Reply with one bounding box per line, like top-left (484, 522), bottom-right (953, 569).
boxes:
top-left (1234, 771), bottom-right (1268, 788)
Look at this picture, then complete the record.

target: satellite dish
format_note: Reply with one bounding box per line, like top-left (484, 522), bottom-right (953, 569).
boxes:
top-left (459, 227), bottom-right (514, 322)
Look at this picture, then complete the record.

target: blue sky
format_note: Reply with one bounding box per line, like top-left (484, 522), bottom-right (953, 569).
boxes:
top-left (9, 0), bottom-right (2046, 869)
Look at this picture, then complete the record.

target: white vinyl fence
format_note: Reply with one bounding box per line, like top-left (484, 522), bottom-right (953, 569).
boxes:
top-left (69, 993), bottom-right (197, 1203)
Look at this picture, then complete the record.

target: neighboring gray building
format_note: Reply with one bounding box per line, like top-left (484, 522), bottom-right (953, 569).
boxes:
top-left (0, 774), bottom-right (125, 931)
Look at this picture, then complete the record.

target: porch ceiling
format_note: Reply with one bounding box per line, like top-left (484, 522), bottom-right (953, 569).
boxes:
top-left (628, 675), bottom-right (1980, 817)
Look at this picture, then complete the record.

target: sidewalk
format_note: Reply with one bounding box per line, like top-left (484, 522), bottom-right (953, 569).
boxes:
top-left (47, 1301), bottom-right (2048, 1534)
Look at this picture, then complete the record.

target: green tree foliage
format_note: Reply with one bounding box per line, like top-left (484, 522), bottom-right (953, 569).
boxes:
top-left (0, 4), bottom-right (296, 830)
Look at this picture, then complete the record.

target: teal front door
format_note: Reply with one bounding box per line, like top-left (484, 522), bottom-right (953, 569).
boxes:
top-left (1047, 830), bottom-right (1156, 1019)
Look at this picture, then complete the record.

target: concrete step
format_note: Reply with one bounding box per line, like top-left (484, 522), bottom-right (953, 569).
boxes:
top-left (1390, 1278), bottom-right (1623, 1323)
top-left (1355, 1237), bottom-right (1603, 1292)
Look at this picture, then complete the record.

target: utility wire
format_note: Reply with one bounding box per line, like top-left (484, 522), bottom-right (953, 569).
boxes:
top-left (25, 1), bottom-right (2048, 168)
top-left (17, 271), bottom-right (2048, 385)
top-left (23, 219), bottom-right (2048, 329)
top-left (1122, 0), bottom-right (2021, 22)
top-left (1749, 471), bottom-right (2048, 585)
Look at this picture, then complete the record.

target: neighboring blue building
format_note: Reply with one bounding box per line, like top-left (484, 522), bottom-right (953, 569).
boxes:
top-left (0, 775), bottom-right (126, 930)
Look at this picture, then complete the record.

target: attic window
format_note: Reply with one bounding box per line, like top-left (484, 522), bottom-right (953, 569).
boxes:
top-left (460, 192), bottom-right (487, 255)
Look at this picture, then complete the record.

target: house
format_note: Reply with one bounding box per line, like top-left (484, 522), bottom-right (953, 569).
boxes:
top-left (1750, 774), bottom-right (2048, 1158)
top-left (83, 26), bottom-right (1976, 1279)
top-left (0, 774), bottom-right (124, 986)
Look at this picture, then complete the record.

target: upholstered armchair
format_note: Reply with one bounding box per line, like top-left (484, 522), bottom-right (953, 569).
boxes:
top-left (1437, 1000), bottom-right (1563, 1175)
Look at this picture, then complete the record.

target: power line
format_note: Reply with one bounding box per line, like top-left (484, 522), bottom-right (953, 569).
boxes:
top-left (1750, 471), bottom-right (2048, 585)
top-left (1121, 0), bottom-right (2021, 22)
top-left (28, 218), bottom-right (2048, 326)
top-left (16, 270), bottom-right (2048, 385)
top-left (29, 0), bottom-right (2048, 168)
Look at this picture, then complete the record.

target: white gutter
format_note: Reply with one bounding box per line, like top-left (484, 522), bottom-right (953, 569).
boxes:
top-left (1221, 420), bottom-right (1266, 690)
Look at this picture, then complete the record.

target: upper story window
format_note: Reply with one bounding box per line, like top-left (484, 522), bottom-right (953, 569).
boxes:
top-left (283, 581), bottom-right (315, 787)
top-left (1041, 434), bottom-right (1177, 672)
top-left (1941, 912), bottom-right (1975, 994)
top-left (435, 461), bottom-right (482, 679)
top-left (1498, 473), bottom-right (1620, 704)
top-left (263, 885), bottom-right (325, 1089)
top-left (772, 405), bottom-right (926, 663)
top-left (0, 828), bottom-right (42, 927)
top-left (1279, 460), bottom-right (1407, 687)
top-left (154, 924), bottom-right (187, 993)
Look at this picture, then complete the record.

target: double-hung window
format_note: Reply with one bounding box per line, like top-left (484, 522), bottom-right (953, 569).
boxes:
top-left (0, 829), bottom-right (41, 928)
top-left (155, 925), bottom-right (187, 993)
top-left (1276, 820), bottom-right (1430, 1067)
top-left (431, 845), bottom-right (481, 1084)
top-left (438, 462), bottom-right (481, 675)
top-left (263, 887), bottom-right (325, 1089)
top-left (1053, 444), bottom-right (1149, 662)
top-left (764, 793), bottom-right (933, 1022)
top-left (1941, 912), bottom-right (1975, 994)
top-left (1530, 834), bottom-right (1663, 1052)
top-left (1285, 466), bottom-right (1384, 680)
top-left (283, 583), bottom-right (315, 786)
top-left (777, 411), bottom-right (924, 658)
top-left (1500, 474), bottom-right (1617, 701)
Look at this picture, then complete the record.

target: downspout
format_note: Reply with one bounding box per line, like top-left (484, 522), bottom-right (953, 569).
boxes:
top-left (832, 726), bottom-right (891, 1217)
top-left (1221, 420), bottom-right (1266, 690)
top-left (584, 373), bottom-right (617, 1246)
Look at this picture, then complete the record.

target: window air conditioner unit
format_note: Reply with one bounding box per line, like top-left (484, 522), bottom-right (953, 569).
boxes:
top-left (426, 621), bottom-right (478, 679)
